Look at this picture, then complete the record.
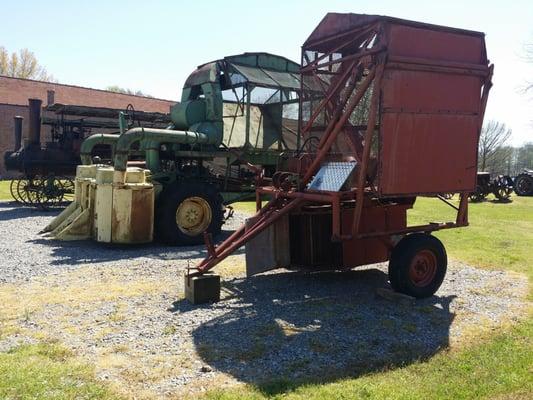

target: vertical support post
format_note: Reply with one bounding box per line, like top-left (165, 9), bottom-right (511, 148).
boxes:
top-left (297, 49), bottom-right (304, 151)
top-left (351, 61), bottom-right (385, 238)
top-left (456, 193), bottom-right (469, 226)
top-left (245, 83), bottom-right (252, 147)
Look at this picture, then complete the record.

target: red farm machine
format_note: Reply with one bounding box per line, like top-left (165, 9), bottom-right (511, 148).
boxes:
top-left (186, 13), bottom-right (493, 303)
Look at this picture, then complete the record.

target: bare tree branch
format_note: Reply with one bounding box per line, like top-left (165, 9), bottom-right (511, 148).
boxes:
top-left (478, 120), bottom-right (512, 172)
top-left (0, 46), bottom-right (55, 82)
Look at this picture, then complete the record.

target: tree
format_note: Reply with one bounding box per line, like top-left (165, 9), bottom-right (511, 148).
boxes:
top-left (0, 46), bottom-right (55, 81)
top-left (478, 120), bottom-right (512, 172)
top-left (105, 85), bottom-right (152, 97)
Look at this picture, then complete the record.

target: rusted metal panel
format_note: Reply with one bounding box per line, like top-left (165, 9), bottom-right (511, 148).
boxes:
top-left (381, 69), bottom-right (482, 114)
top-left (387, 24), bottom-right (485, 64)
top-left (379, 112), bottom-right (479, 195)
top-left (245, 214), bottom-right (290, 276)
top-left (341, 203), bottom-right (410, 267)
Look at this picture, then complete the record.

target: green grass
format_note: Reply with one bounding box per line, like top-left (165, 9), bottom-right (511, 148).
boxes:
top-left (409, 196), bottom-right (533, 297)
top-left (0, 342), bottom-right (118, 400)
top-left (205, 320), bottom-right (532, 400)
top-left (0, 180), bottom-right (11, 201)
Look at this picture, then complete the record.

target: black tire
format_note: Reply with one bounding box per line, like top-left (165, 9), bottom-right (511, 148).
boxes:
top-left (468, 187), bottom-right (486, 202)
top-left (155, 182), bottom-right (224, 245)
top-left (388, 233), bottom-right (447, 298)
top-left (514, 174), bottom-right (533, 196)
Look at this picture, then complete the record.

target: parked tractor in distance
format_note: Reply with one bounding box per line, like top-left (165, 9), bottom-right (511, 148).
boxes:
top-left (43, 53), bottom-right (302, 245)
top-left (469, 172), bottom-right (514, 202)
top-left (514, 169), bottom-right (533, 196)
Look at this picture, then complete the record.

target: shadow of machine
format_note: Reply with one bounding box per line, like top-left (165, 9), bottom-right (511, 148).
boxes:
top-left (175, 269), bottom-right (455, 392)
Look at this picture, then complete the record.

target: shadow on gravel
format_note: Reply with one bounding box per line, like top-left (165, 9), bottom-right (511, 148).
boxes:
top-left (0, 203), bottom-right (58, 220)
top-left (28, 228), bottom-right (244, 265)
top-left (180, 268), bottom-right (454, 395)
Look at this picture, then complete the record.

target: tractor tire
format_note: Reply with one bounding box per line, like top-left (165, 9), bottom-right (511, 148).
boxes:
top-left (155, 182), bottom-right (224, 246)
top-left (468, 188), bottom-right (486, 202)
top-left (388, 233), bottom-right (447, 298)
top-left (514, 174), bottom-right (533, 196)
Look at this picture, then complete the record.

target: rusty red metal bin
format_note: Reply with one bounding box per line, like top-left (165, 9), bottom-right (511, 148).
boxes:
top-left (192, 13), bottom-right (493, 301)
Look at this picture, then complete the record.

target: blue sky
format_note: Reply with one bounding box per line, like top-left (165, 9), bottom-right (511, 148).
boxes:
top-left (2, 0), bottom-right (532, 145)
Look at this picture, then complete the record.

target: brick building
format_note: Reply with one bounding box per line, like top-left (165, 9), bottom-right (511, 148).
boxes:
top-left (0, 75), bottom-right (176, 177)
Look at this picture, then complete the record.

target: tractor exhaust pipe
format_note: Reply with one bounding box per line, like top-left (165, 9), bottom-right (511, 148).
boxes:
top-left (28, 98), bottom-right (42, 147)
top-left (13, 116), bottom-right (23, 151)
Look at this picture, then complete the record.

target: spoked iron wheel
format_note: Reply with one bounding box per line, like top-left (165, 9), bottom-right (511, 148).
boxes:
top-left (17, 177), bottom-right (43, 206)
top-left (9, 179), bottom-right (23, 203)
top-left (36, 175), bottom-right (66, 209)
top-left (468, 188), bottom-right (486, 203)
top-left (59, 177), bottom-right (75, 204)
top-left (494, 186), bottom-right (512, 201)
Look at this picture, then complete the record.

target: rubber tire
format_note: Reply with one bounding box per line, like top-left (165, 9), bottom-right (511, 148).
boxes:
top-left (388, 233), bottom-right (447, 298)
top-left (514, 174), bottom-right (533, 196)
top-left (155, 182), bottom-right (224, 246)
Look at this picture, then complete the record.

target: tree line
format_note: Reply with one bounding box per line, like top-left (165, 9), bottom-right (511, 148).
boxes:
top-left (478, 120), bottom-right (532, 176)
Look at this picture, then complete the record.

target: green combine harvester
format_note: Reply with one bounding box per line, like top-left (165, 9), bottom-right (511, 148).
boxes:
top-left (43, 52), bottom-right (303, 245)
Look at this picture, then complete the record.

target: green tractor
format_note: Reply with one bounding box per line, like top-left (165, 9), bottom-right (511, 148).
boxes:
top-left (44, 53), bottom-right (303, 245)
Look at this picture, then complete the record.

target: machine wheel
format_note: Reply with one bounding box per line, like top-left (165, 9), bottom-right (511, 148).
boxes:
top-left (388, 233), bottom-right (447, 298)
top-left (468, 188), bottom-right (486, 202)
top-left (514, 174), bottom-right (533, 196)
top-left (494, 186), bottom-right (512, 201)
top-left (155, 182), bottom-right (224, 245)
top-left (9, 179), bottom-right (23, 203)
top-left (36, 175), bottom-right (64, 209)
top-left (18, 177), bottom-right (42, 206)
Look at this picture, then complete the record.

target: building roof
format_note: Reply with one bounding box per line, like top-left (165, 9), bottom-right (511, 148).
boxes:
top-left (0, 75), bottom-right (176, 113)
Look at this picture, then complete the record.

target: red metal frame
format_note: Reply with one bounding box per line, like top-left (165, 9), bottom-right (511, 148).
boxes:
top-left (194, 14), bottom-right (493, 275)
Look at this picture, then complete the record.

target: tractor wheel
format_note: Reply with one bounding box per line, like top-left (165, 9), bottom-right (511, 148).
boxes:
top-left (155, 182), bottom-right (224, 245)
top-left (388, 233), bottom-right (447, 298)
top-left (514, 174), bottom-right (533, 196)
top-left (468, 188), bottom-right (486, 202)
top-left (494, 186), bottom-right (512, 201)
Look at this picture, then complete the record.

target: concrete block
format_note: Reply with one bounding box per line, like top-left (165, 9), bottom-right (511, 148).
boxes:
top-left (184, 274), bottom-right (220, 304)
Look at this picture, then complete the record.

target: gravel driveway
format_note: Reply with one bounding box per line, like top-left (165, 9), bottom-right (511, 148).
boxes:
top-left (0, 202), bottom-right (529, 399)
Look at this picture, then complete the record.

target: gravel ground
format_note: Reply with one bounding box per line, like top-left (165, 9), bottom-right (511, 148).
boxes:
top-left (0, 202), bottom-right (530, 399)
top-left (0, 202), bottom-right (247, 284)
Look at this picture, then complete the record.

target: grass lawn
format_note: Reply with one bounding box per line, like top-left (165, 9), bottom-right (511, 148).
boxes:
top-left (0, 183), bottom-right (531, 399)
top-left (0, 180), bottom-right (12, 201)
top-left (0, 343), bottom-right (117, 400)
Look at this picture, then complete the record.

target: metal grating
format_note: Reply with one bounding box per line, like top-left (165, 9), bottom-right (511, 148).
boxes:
top-left (307, 161), bottom-right (356, 192)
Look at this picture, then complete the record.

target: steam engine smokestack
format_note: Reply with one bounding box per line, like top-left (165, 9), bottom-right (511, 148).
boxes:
top-left (28, 98), bottom-right (42, 146)
top-left (13, 116), bottom-right (23, 151)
